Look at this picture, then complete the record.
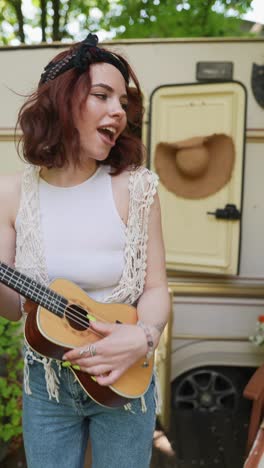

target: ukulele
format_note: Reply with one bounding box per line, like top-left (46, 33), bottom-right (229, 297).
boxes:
top-left (0, 261), bottom-right (153, 408)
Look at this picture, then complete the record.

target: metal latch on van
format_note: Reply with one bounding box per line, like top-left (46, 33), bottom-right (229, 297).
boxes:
top-left (207, 203), bottom-right (241, 220)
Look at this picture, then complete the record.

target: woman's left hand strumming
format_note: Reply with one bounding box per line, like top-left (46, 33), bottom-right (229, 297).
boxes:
top-left (62, 321), bottom-right (148, 386)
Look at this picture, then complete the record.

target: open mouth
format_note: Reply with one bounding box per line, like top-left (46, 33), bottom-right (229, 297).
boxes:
top-left (97, 127), bottom-right (116, 144)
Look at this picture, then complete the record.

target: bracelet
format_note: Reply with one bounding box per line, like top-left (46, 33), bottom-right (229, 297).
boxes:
top-left (137, 320), bottom-right (154, 368)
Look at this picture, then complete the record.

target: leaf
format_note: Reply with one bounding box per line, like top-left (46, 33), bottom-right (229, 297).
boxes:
top-left (0, 319), bottom-right (23, 445)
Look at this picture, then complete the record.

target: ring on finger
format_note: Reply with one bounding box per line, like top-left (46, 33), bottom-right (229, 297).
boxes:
top-left (79, 346), bottom-right (91, 356)
top-left (89, 344), bottom-right (97, 357)
top-left (79, 344), bottom-right (97, 357)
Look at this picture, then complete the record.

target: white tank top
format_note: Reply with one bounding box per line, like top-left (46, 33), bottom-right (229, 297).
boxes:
top-left (38, 165), bottom-right (126, 302)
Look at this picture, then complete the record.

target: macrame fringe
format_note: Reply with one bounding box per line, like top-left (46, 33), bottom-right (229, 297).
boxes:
top-left (23, 347), bottom-right (60, 402)
top-left (23, 353), bottom-right (32, 395)
top-left (140, 395), bottom-right (147, 413)
top-left (124, 402), bottom-right (134, 413)
top-left (124, 403), bottom-right (131, 411)
top-left (154, 369), bottom-right (163, 415)
top-left (42, 357), bottom-right (60, 402)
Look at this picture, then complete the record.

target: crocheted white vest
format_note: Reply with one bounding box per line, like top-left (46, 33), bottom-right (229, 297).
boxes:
top-left (15, 164), bottom-right (159, 402)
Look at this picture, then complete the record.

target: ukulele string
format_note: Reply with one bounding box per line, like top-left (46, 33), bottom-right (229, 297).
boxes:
top-left (1, 268), bottom-right (114, 333)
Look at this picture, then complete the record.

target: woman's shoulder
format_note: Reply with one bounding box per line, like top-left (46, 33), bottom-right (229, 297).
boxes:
top-left (110, 165), bottom-right (159, 199)
top-left (130, 165), bottom-right (156, 176)
top-left (128, 166), bottom-right (159, 193)
top-left (130, 165), bottom-right (158, 182)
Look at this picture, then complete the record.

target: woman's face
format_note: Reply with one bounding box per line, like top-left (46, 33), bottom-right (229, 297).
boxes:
top-left (74, 62), bottom-right (128, 163)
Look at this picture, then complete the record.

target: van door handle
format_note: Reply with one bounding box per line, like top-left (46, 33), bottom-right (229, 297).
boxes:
top-left (207, 204), bottom-right (241, 220)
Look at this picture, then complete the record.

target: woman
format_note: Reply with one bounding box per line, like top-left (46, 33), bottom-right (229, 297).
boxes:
top-left (0, 33), bottom-right (170, 468)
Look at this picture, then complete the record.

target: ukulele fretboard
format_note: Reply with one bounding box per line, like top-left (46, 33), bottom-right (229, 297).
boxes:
top-left (0, 262), bottom-right (67, 317)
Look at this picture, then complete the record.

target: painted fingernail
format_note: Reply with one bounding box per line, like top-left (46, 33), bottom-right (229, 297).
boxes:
top-left (62, 361), bottom-right (71, 367)
top-left (72, 365), bottom-right (80, 370)
top-left (87, 313), bottom-right (96, 322)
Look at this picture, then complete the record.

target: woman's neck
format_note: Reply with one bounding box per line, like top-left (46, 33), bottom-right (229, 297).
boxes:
top-left (40, 160), bottom-right (98, 188)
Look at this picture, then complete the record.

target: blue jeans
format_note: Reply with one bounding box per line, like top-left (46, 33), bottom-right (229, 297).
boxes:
top-left (23, 357), bottom-right (156, 468)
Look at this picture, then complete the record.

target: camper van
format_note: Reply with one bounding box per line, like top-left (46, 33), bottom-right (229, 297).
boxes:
top-left (1, 37), bottom-right (264, 428)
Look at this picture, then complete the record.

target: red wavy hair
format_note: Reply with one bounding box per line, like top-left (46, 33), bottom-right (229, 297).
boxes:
top-left (17, 45), bottom-right (144, 174)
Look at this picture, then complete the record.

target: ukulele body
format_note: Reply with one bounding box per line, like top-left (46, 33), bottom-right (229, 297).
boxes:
top-left (24, 278), bottom-right (153, 408)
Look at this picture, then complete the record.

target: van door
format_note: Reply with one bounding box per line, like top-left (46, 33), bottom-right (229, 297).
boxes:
top-left (149, 81), bottom-right (246, 275)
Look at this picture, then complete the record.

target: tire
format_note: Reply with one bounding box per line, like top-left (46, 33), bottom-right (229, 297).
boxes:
top-left (171, 366), bottom-right (247, 412)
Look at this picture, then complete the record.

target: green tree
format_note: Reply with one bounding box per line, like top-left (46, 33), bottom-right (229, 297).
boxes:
top-left (0, 0), bottom-right (257, 45)
top-left (101, 0), bottom-right (255, 39)
top-left (0, 0), bottom-right (111, 44)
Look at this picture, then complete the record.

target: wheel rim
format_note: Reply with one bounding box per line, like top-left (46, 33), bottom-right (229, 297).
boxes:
top-left (173, 369), bottom-right (239, 411)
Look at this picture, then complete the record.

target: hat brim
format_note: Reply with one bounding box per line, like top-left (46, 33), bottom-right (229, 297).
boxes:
top-left (154, 134), bottom-right (235, 199)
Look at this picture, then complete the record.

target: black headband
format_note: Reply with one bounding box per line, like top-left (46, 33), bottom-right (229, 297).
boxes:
top-left (39, 33), bottom-right (130, 85)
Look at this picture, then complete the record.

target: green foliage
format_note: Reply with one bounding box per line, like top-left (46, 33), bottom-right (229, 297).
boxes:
top-left (0, 0), bottom-right (258, 44)
top-left (0, 317), bottom-right (23, 443)
top-left (0, 0), bottom-right (113, 44)
top-left (101, 0), bottom-right (255, 38)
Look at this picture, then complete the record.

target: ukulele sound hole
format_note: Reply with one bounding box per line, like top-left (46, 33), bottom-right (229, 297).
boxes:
top-left (65, 304), bottom-right (90, 331)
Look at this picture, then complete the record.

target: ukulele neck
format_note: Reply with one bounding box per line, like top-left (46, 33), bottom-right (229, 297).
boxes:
top-left (0, 261), bottom-right (67, 317)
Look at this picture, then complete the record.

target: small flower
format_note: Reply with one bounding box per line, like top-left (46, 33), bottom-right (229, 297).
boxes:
top-left (249, 316), bottom-right (264, 346)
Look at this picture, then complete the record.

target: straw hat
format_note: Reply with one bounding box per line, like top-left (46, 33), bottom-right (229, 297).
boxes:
top-left (154, 134), bottom-right (235, 199)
